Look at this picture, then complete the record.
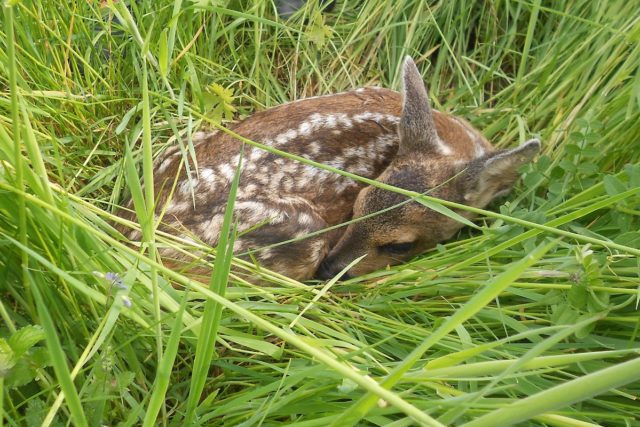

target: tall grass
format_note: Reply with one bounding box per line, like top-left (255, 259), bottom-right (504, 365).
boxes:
top-left (1, 0), bottom-right (639, 425)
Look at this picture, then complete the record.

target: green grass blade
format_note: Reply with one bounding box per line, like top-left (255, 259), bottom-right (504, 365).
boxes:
top-left (463, 356), bottom-right (640, 427)
top-left (184, 148), bottom-right (243, 424)
top-left (143, 292), bottom-right (188, 427)
top-left (406, 349), bottom-right (640, 380)
top-left (3, 0), bottom-right (30, 316)
top-left (28, 272), bottom-right (88, 427)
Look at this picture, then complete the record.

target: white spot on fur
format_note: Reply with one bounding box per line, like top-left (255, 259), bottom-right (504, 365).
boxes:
top-left (294, 229), bottom-right (312, 238)
top-left (157, 157), bottom-right (173, 174)
top-left (325, 158), bottom-right (347, 170)
top-left (298, 121), bottom-right (313, 136)
top-left (201, 215), bottom-right (224, 242)
top-left (241, 183), bottom-right (258, 197)
top-left (179, 178), bottom-right (198, 195)
top-left (168, 200), bottom-right (191, 213)
top-left (282, 161), bottom-right (300, 175)
top-left (385, 114), bottom-right (400, 124)
top-left (308, 141), bottom-right (322, 155)
top-left (354, 112), bottom-right (384, 123)
top-left (353, 160), bottom-right (373, 175)
top-left (191, 131), bottom-right (209, 143)
top-left (258, 248), bottom-right (275, 260)
top-left (275, 129), bottom-right (298, 145)
top-left (436, 137), bottom-right (453, 156)
top-left (235, 201), bottom-right (287, 225)
top-left (296, 165), bottom-right (325, 188)
top-left (219, 164), bottom-right (235, 181)
top-left (128, 229), bottom-right (142, 240)
top-left (375, 133), bottom-right (398, 150)
top-left (309, 113), bottom-right (325, 128)
top-left (232, 240), bottom-right (245, 253)
top-left (336, 113), bottom-right (353, 128)
top-left (248, 147), bottom-right (264, 161)
top-left (282, 178), bottom-right (294, 192)
top-left (298, 212), bottom-right (315, 226)
top-left (199, 167), bottom-right (216, 184)
top-left (270, 171), bottom-right (285, 187)
top-left (343, 146), bottom-right (366, 159)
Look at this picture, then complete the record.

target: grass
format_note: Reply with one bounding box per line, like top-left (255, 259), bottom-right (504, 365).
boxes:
top-left (1, 0), bottom-right (639, 425)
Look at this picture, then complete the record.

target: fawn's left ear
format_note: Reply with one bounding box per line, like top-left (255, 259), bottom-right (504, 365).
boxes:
top-left (398, 56), bottom-right (442, 156)
top-left (463, 139), bottom-right (541, 206)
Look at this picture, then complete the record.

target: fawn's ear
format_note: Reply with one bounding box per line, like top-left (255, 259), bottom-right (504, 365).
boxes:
top-left (398, 56), bottom-right (442, 156)
top-left (463, 139), bottom-right (541, 206)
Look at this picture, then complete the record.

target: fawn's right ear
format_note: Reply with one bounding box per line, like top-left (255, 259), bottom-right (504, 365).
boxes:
top-left (398, 56), bottom-right (443, 156)
top-left (463, 139), bottom-right (541, 206)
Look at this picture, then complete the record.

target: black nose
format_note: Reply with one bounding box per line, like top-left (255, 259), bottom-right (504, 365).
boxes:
top-left (316, 260), bottom-right (352, 281)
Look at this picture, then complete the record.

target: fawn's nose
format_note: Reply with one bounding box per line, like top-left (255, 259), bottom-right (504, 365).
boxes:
top-left (316, 260), bottom-right (352, 281)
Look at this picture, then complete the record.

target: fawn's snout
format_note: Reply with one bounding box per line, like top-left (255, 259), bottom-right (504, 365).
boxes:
top-left (316, 259), bottom-right (352, 281)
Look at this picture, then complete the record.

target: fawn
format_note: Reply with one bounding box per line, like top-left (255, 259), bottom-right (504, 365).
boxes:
top-left (119, 56), bottom-right (540, 281)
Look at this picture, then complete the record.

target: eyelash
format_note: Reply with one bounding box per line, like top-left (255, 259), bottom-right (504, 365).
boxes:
top-left (378, 241), bottom-right (415, 254)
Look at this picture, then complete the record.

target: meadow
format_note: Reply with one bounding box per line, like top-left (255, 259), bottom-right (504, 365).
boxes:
top-left (1, 0), bottom-right (639, 425)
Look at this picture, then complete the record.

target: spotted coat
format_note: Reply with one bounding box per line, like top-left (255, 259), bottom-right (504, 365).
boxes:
top-left (119, 57), bottom-right (538, 281)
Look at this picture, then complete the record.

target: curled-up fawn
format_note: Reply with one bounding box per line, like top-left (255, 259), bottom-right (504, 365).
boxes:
top-left (119, 56), bottom-right (540, 281)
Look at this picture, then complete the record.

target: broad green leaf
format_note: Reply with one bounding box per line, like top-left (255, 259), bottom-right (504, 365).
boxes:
top-left (8, 325), bottom-right (45, 358)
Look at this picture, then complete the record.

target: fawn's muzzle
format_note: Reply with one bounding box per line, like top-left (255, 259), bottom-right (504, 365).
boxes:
top-left (315, 259), bottom-right (352, 281)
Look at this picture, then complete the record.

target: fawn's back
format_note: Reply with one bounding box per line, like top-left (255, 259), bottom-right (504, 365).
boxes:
top-left (120, 57), bottom-right (539, 281)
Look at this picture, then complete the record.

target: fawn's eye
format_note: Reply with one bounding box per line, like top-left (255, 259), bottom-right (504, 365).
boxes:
top-left (378, 241), bottom-right (415, 255)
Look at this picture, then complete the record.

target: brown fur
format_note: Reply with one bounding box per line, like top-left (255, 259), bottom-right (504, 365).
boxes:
top-left (118, 57), bottom-right (539, 281)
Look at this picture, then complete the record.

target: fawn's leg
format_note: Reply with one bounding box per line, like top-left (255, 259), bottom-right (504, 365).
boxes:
top-left (232, 198), bottom-right (332, 281)
top-left (152, 196), bottom-right (332, 282)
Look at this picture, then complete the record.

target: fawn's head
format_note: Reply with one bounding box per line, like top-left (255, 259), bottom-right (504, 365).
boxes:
top-left (317, 56), bottom-right (540, 280)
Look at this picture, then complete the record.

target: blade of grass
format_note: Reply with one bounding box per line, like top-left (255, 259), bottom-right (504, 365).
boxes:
top-left (139, 49), bottom-right (164, 365)
top-left (183, 148), bottom-right (243, 424)
top-left (405, 349), bottom-right (640, 380)
top-left (463, 356), bottom-right (640, 427)
top-left (515, 0), bottom-right (542, 87)
top-left (143, 291), bottom-right (188, 427)
top-left (3, 0), bottom-right (30, 315)
top-left (289, 254), bottom-right (367, 329)
top-left (29, 272), bottom-right (88, 427)
top-left (19, 102), bottom-right (53, 204)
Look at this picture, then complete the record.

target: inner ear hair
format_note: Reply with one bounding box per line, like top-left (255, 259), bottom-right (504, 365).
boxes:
top-left (463, 139), bottom-right (541, 203)
top-left (397, 56), bottom-right (441, 155)
top-left (483, 139), bottom-right (541, 176)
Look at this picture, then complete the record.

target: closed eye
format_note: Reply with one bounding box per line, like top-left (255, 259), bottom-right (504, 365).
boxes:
top-left (378, 241), bottom-right (415, 255)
